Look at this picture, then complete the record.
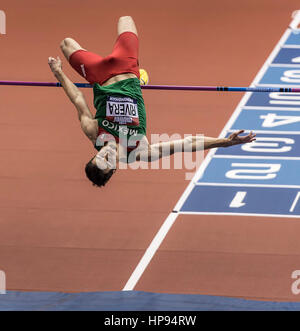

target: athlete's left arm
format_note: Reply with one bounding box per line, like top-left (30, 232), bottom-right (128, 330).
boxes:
top-left (145, 130), bottom-right (256, 161)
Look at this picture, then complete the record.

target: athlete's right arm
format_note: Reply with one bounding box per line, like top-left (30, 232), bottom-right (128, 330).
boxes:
top-left (145, 131), bottom-right (256, 161)
top-left (48, 56), bottom-right (98, 142)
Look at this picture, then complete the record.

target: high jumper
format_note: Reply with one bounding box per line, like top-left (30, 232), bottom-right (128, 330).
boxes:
top-left (48, 16), bottom-right (256, 187)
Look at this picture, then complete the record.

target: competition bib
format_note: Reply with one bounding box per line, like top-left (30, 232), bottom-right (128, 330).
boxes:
top-left (106, 96), bottom-right (139, 125)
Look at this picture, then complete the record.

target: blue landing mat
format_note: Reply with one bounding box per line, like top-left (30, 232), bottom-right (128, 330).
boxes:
top-left (0, 291), bottom-right (300, 311)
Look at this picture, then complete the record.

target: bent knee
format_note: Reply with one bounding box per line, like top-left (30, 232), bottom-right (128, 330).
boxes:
top-left (118, 16), bottom-right (137, 36)
top-left (60, 37), bottom-right (76, 50)
top-left (119, 16), bottom-right (134, 23)
top-left (60, 38), bottom-right (84, 60)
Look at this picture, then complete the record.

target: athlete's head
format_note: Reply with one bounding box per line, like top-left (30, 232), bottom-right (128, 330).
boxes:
top-left (85, 142), bottom-right (118, 187)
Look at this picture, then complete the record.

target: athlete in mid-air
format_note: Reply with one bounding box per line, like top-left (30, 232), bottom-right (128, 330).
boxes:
top-left (48, 16), bottom-right (256, 187)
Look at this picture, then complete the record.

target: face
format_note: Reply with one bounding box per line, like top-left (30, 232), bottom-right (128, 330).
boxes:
top-left (92, 142), bottom-right (118, 174)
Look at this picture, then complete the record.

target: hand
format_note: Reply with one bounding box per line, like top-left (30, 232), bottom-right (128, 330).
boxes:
top-left (226, 130), bottom-right (256, 146)
top-left (48, 56), bottom-right (62, 74)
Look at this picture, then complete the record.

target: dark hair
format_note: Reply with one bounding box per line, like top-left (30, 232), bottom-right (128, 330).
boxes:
top-left (85, 160), bottom-right (115, 187)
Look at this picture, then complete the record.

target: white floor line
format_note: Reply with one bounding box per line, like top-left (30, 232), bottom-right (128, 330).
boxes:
top-left (290, 191), bottom-right (300, 212)
top-left (122, 212), bottom-right (178, 291)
